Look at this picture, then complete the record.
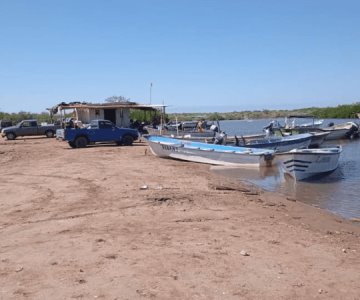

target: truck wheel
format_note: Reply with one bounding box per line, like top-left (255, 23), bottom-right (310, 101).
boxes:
top-left (6, 132), bottom-right (16, 140)
top-left (74, 136), bottom-right (88, 148)
top-left (122, 135), bottom-right (134, 146)
top-left (45, 130), bottom-right (55, 138)
top-left (68, 141), bottom-right (76, 148)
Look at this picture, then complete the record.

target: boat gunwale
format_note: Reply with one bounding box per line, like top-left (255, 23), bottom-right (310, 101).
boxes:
top-left (147, 136), bottom-right (274, 155)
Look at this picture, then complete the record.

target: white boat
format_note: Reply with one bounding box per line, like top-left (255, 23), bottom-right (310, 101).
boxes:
top-left (167, 132), bottom-right (267, 145)
top-left (298, 119), bottom-right (324, 128)
top-left (320, 122), bottom-right (359, 140)
top-left (145, 135), bottom-right (275, 167)
top-left (308, 131), bottom-right (329, 148)
top-left (147, 120), bottom-right (220, 139)
top-left (276, 146), bottom-right (342, 180)
top-left (282, 115), bottom-right (324, 132)
top-left (234, 133), bottom-right (313, 152)
top-left (168, 132), bottom-right (313, 152)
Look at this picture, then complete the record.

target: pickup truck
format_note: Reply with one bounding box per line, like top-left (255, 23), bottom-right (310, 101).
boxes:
top-left (64, 119), bottom-right (139, 148)
top-left (1, 119), bottom-right (61, 140)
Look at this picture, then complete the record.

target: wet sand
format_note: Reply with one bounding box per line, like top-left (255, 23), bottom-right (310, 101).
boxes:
top-left (0, 137), bottom-right (359, 299)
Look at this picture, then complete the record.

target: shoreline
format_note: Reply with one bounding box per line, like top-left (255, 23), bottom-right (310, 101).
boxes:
top-left (210, 166), bottom-right (360, 226)
top-left (1, 138), bottom-right (359, 299)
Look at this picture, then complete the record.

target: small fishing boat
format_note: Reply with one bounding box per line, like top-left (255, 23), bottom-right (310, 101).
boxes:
top-left (308, 131), bottom-right (330, 148)
top-left (166, 126), bottom-right (313, 152)
top-left (320, 122), bottom-right (359, 140)
top-left (145, 135), bottom-right (275, 167)
top-left (147, 120), bottom-right (220, 139)
top-left (167, 132), bottom-right (267, 145)
top-left (276, 146), bottom-right (342, 180)
top-left (233, 133), bottom-right (313, 152)
top-left (281, 115), bottom-right (324, 133)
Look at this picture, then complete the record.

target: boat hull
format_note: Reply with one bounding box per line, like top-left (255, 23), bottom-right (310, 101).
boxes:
top-left (243, 133), bottom-right (312, 152)
top-left (322, 128), bottom-right (350, 140)
top-left (321, 122), bottom-right (359, 140)
top-left (146, 136), bottom-right (274, 167)
top-left (309, 132), bottom-right (329, 147)
top-left (276, 147), bottom-right (342, 180)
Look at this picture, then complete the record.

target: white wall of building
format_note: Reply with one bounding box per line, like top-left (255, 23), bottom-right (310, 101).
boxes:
top-left (74, 108), bottom-right (131, 127)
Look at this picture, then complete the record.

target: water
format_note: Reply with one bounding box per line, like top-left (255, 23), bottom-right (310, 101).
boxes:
top-left (212, 118), bottom-right (360, 220)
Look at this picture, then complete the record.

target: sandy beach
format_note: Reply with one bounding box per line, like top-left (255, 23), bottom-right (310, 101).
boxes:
top-left (0, 137), bottom-right (359, 299)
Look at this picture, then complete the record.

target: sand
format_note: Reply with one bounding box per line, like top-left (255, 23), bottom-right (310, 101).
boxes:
top-left (0, 137), bottom-right (359, 299)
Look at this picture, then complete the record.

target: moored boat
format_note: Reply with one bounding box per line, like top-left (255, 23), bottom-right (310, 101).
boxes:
top-left (276, 146), bottom-right (342, 180)
top-left (233, 133), bottom-right (313, 152)
top-left (167, 132), bottom-right (266, 145)
top-left (308, 131), bottom-right (329, 148)
top-left (320, 122), bottom-right (359, 140)
top-left (146, 120), bottom-right (220, 140)
top-left (168, 131), bottom-right (313, 152)
top-left (145, 135), bottom-right (275, 167)
top-left (280, 115), bottom-right (324, 133)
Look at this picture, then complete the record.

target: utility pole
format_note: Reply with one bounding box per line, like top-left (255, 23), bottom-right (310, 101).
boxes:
top-left (150, 82), bottom-right (153, 104)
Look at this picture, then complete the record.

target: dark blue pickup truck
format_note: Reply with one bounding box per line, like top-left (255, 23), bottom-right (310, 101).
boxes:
top-left (64, 119), bottom-right (139, 148)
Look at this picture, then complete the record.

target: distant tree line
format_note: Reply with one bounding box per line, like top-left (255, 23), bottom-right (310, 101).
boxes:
top-left (0, 111), bottom-right (53, 124)
top-left (1, 102), bottom-right (360, 124)
top-left (167, 103), bottom-right (360, 121)
top-left (311, 103), bottom-right (360, 119)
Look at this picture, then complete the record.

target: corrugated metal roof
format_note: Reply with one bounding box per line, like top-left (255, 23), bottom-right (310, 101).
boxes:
top-left (56, 102), bottom-right (166, 110)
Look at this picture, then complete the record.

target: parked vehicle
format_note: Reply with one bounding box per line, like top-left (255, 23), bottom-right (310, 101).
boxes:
top-left (1, 120), bottom-right (61, 140)
top-left (64, 119), bottom-right (139, 148)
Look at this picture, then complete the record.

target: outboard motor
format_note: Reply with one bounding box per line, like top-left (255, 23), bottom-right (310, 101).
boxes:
top-left (346, 122), bottom-right (359, 139)
top-left (210, 124), bottom-right (219, 133)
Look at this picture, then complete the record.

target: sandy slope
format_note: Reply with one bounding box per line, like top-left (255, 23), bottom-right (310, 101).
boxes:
top-left (0, 137), bottom-right (359, 299)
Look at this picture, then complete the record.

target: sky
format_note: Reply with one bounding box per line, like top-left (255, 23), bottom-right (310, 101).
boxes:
top-left (0, 0), bottom-right (360, 113)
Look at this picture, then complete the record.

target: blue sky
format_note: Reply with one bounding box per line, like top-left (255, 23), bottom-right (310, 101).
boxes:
top-left (1, 0), bottom-right (360, 113)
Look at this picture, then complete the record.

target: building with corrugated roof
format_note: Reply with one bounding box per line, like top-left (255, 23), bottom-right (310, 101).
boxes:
top-left (49, 101), bottom-right (166, 127)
